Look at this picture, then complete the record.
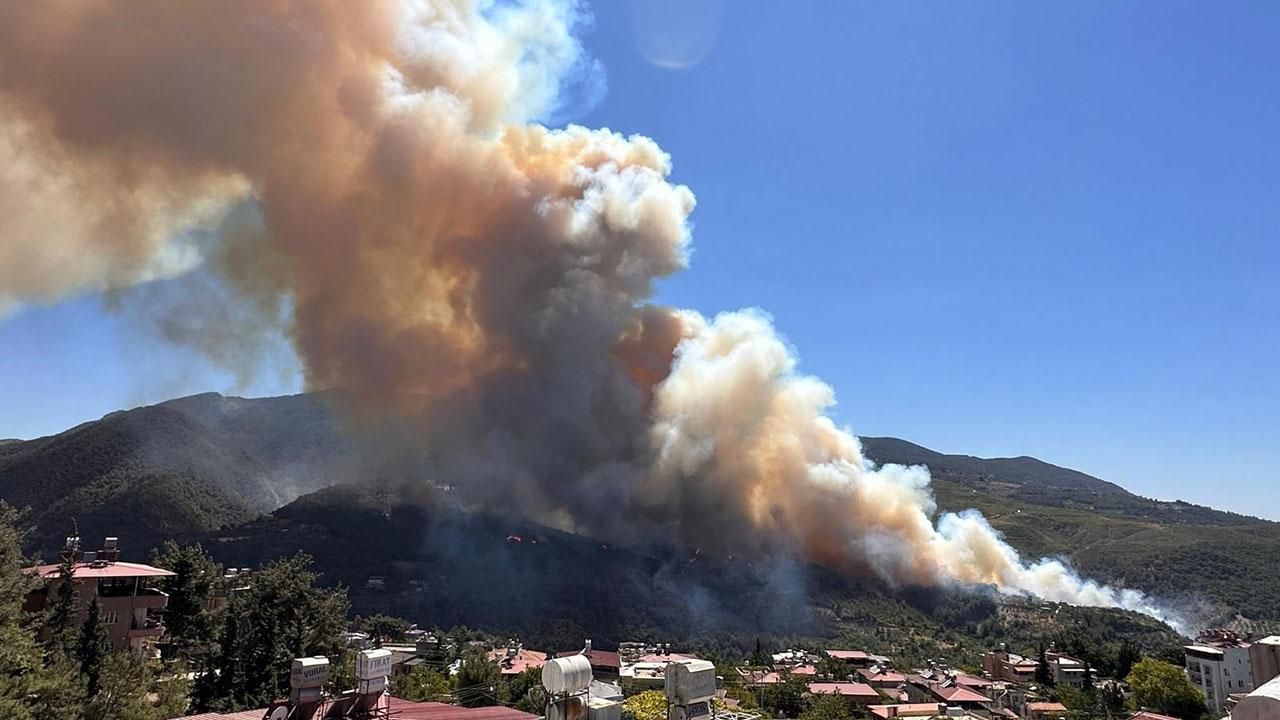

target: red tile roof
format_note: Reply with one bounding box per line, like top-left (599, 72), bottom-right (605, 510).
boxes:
top-left (953, 673), bottom-right (993, 688)
top-left (487, 648), bottom-right (548, 675)
top-left (868, 703), bottom-right (945, 719)
top-left (26, 561), bottom-right (176, 579)
top-left (930, 687), bottom-right (990, 704)
top-left (808, 682), bottom-right (881, 700)
top-left (173, 696), bottom-right (539, 720)
top-left (556, 649), bottom-right (621, 669)
top-left (861, 671), bottom-right (907, 685)
top-left (827, 650), bottom-right (870, 660)
top-left (1026, 702), bottom-right (1068, 714)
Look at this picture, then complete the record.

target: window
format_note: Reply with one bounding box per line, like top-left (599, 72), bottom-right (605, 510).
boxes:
top-left (103, 610), bottom-right (119, 625)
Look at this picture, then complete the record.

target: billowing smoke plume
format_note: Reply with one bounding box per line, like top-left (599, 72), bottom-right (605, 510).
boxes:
top-left (0, 0), bottom-right (1180, 628)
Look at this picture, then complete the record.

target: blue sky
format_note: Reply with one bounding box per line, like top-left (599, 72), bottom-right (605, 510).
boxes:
top-left (2, 1), bottom-right (1277, 518)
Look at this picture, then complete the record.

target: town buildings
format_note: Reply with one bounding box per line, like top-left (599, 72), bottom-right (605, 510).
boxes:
top-left (1185, 629), bottom-right (1256, 712)
top-left (982, 649), bottom-right (1038, 684)
top-left (1248, 636), bottom-right (1280, 686)
top-left (22, 536), bottom-right (174, 653)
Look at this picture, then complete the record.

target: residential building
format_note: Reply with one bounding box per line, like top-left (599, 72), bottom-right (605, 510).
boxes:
top-left (1043, 648), bottom-right (1092, 690)
top-left (808, 682), bottom-right (882, 706)
top-left (22, 536), bottom-right (174, 653)
top-left (1186, 629), bottom-right (1256, 712)
top-left (1249, 636), bottom-right (1280, 686)
top-left (1024, 701), bottom-right (1067, 720)
top-left (487, 641), bottom-right (548, 676)
top-left (1231, 674), bottom-right (1280, 720)
top-left (982, 649), bottom-right (1038, 684)
top-left (869, 703), bottom-right (947, 720)
top-left (172, 695), bottom-right (539, 720)
top-left (557, 640), bottom-right (622, 681)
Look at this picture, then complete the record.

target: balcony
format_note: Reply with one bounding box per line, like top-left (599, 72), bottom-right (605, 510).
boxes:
top-left (127, 610), bottom-right (165, 638)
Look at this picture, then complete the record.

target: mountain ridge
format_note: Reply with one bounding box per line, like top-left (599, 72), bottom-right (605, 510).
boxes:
top-left (1, 390), bottom-right (1276, 628)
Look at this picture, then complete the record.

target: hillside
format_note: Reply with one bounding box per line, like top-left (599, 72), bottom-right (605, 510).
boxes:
top-left (189, 481), bottom-right (1187, 671)
top-left (0, 392), bottom-right (355, 556)
top-left (862, 437), bottom-right (1280, 628)
top-left (2, 391), bottom-right (1275, 630)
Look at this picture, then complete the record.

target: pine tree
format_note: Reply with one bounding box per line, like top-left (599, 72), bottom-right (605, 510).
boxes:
top-left (152, 542), bottom-right (217, 651)
top-left (0, 503), bottom-right (82, 720)
top-left (45, 548), bottom-right (80, 659)
top-left (78, 596), bottom-right (108, 697)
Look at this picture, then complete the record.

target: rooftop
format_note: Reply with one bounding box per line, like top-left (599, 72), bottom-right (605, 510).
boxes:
top-left (25, 560), bottom-right (176, 580)
top-left (809, 682), bottom-right (881, 699)
top-left (930, 686), bottom-right (990, 705)
top-left (1026, 702), bottom-right (1069, 713)
top-left (173, 697), bottom-right (538, 720)
top-left (827, 650), bottom-right (870, 660)
top-left (557, 649), bottom-right (621, 669)
top-left (487, 648), bottom-right (548, 675)
top-left (868, 703), bottom-right (945, 719)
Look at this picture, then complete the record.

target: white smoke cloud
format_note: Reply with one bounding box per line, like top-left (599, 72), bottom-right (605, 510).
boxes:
top-left (0, 0), bottom-right (1185, 632)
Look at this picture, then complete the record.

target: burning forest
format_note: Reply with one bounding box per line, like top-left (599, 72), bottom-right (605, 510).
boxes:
top-left (0, 0), bottom-right (1183, 631)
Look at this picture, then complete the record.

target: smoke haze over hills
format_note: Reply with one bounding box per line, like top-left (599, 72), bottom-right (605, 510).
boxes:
top-left (0, 0), bottom-right (1184, 629)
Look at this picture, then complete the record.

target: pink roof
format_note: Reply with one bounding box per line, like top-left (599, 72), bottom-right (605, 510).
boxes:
top-left (792, 664), bottom-right (818, 675)
top-left (173, 696), bottom-right (538, 720)
top-left (953, 673), bottom-right (993, 688)
top-left (931, 687), bottom-right (990, 704)
top-left (26, 561), bottom-right (175, 579)
top-left (827, 650), bottom-right (870, 660)
top-left (556, 649), bottom-right (621, 668)
top-left (869, 704), bottom-right (945, 719)
top-left (862, 670), bottom-right (907, 684)
top-left (1026, 702), bottom-right (1068, 713)
top-left (487, 648), bottom-right (548, 675)
top-left (809, 682), bottom-right (880, 699)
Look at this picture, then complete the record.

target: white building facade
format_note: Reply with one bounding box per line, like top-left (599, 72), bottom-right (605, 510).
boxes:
top-left (1186, 642), bottom-right (1255, 712)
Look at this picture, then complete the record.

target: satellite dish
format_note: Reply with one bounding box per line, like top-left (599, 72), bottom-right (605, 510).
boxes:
top-left (267, 707), bottom-right (289, 720)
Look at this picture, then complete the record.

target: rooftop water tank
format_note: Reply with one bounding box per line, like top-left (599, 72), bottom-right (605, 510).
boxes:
top-left (290, 656), bottom-right (330, 689)
top-left (1234, 676), bottom-right (1280, 720)
top-left (357, 648), bottom-right (393, 680)
top-left (665, 659), bottom-right (716, 705)
top-left (544, 655), bottom-right (593, 695)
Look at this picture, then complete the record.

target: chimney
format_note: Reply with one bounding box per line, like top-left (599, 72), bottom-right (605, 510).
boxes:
top-left (585, 639), bottom-right (592, 654)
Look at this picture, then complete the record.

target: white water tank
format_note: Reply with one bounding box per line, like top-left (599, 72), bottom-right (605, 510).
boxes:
top-left (290, 657), bottom-right (330, 690)
top-left (544, 655), bottom-right (593, 694)
top-left (1234, 676), bottom-right (1280, 720)
top-left (357, 649), bottom-right (393, 680)
top-left (665, 659), bottom-right (716, 705)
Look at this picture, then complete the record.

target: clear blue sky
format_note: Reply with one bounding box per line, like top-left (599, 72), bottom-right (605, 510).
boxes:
top-left (1, 1), bottom-right (1276, 518)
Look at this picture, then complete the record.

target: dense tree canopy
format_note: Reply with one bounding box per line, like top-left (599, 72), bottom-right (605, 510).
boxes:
top-left (1126, 657), bottom-right (1208, 720)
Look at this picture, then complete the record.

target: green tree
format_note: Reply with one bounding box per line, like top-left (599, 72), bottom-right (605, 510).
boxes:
top-left (1126, 657), bottom-right (1208, 720)
top-left (761, 672), bottom-right (809, 719)
top-left (751, 638), bottom-right (769, 666)
top-left (0, 503), bottom-right (82, 720)
top-left (500, 666), bottom-right (545, 713)
top-left (392, 667), bottom-right (453, 702)
top-left (193, 553), bottom-right (348, 712)
top-left (360, 614), bottom-right (409, 647)
top-left (152, 542), bottom-right (218, 650)
top-left (45, 548), bottom-right (79, 658)
top-left (77, 596), bottom-right (107, 698)
top-left (623, 690), bottom-right (668, 720)
top-left (84, 652), bottom-right (162, 720)
top-left (454, 649), bottom-right (499, 708)
top-left (801, 694), bottom-right (852, 720)
top-left (1035, 643), bottom-right (1054, 687)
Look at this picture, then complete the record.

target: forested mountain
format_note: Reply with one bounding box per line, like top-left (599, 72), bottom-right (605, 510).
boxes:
top-left (1, 391), bottom-right (1275, 632)
top-left (0, 392), bottom-right (355, 556)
